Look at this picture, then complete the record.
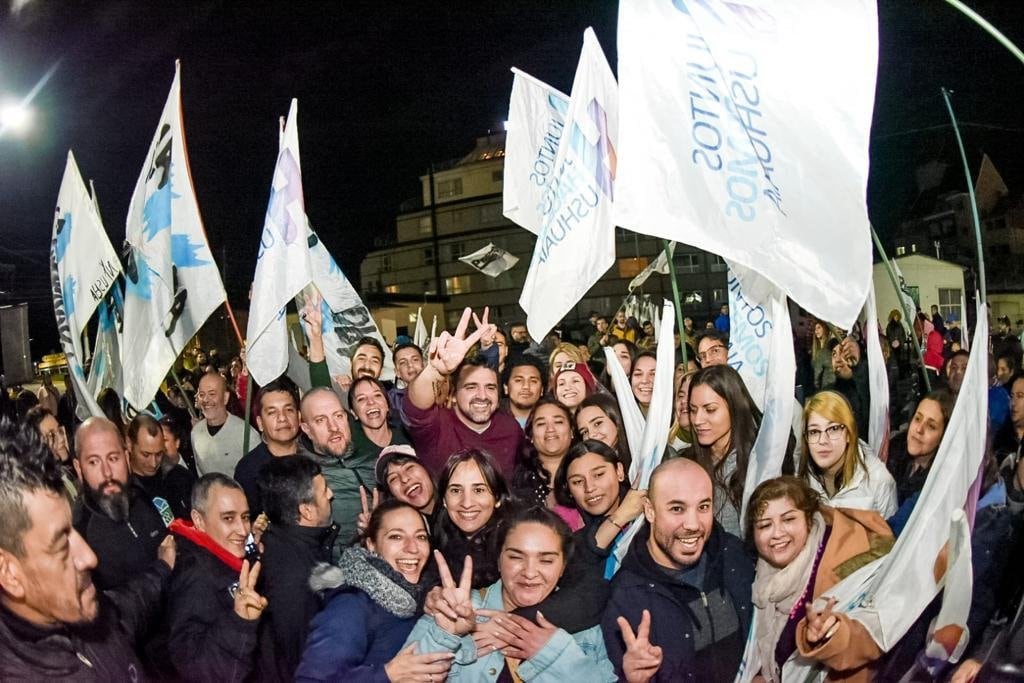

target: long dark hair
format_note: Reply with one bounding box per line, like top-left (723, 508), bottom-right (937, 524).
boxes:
top-left (599, 339), bottom-right (640, 390)
top-left (434, 449), bottom-right (511, 547)
top-left (575, 393), bottom-right (632, 472)
top-left (687, 365), bottom-right (762, 509)
top-left (553, 439), bottom-right (623, 508)
top-left (514, 398), bottom-right (574, 494)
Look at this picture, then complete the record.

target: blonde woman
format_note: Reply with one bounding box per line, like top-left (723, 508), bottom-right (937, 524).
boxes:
top-left (799, 391), bottom-right (897, 518)
top-left (548, 342), bottom-right (586, 381)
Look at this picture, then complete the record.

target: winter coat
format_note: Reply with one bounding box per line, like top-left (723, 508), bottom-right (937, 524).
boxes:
top-left (134, 466), bottom-right (194, 521)
top-left (0, 562), bottom-right (169, 681)
top-left (166, 524), bottom-right (258, 682)
top-left (885, 432), bottom-right (931, 507)
top-left (73, 482), bottom-right (169, 591)
top-left (257, 522), bottom-right (339, 682)
top-left (406, 579), bottom-right (616, 682)
top-left (805, 442), bottom-right (899, 518)
top-left (296, 546), bottom-right (424, 682)
top-left (308, 447), bottom-right (376, 548)
top-left (601, 522), bottom-right (754, 682)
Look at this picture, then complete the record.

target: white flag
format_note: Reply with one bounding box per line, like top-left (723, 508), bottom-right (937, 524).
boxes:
top-left (459, 243), bottom-right (519, 277)
top-left (297, 228), bottom-right (395, 381)
top-left (413, 307), bottom-right (428, 349)
top-left (50, 151), bottom-right (123, 417)
top-left (861, 287), bottom-right (890, 459)
top-left (519, 28), bottom-right (618, 341)
top-left (503, 68), bottom-right (570, 235)
top-left (246, 99), bottom-right (314, 386)
top-left (628, 243), bottom-right (673, 292)
top-left (122, 62), bottom-right (226, 409)
top-left (724, 261), bottom-right (785, 409)
top-left (86, 286), bottom-right (124, 400)
top-left (615, 0), bottom-right (878, 329)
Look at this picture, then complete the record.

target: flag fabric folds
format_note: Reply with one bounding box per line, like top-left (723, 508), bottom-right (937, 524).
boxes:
top-left (50, 151), bottom-right (123, 417)
top-left (459, 243), bottom-right (519, 277)
top-left (628, 243), bottom-right (672, 292)
top-left (246, 99), bottom-right (314, 386)
top-left (519, 28), bottom-right (618, 341)
top-left (614, 0), bottom-right (878, 329)
top-left (862, 286), bottom-right (890, 459)
top-left (502, 68), bottom-right (570, 235)
top-left (86, 285), bottom-right (124, 400)
top-left (413, 307), bottom-right (428, 349)
top-left (724, 261), bottom-right (785, 410)
top-left (122, 62), bottom-right (226, 409)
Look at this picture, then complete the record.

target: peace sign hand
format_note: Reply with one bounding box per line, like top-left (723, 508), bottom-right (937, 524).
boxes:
top-left (356, 486), bottom-right (380, 534)
top-left (618, 609), bottom-right (663, 683)
top-left (432, 550), bottom-right (475, 636)
top-left (428, 308), bottom-right (494, 375)
top-left (233, 559), bottom-right (268, 621)
top-left (473, 307), bottom-right (495, 348)
top-left (804, 597), bottom-right (840, 646)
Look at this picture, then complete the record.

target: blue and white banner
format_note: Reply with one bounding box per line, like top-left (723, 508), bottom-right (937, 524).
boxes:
top-left (519, 28), bottom-right (618, 341)
top-left (86, 284), bottom-right (124, 400)
top-left (503, 68), bottom-right (570, 235)
top-left (122, 62), bottom-right (226, 409)
top-left (50, 151), bottom-right (122, 417)
top-left (247, 99), bottom-right (314, 386)
top-left (615, 0), bottom-right (878, 329)
top-left (725, 261), bottom-right (785, 409)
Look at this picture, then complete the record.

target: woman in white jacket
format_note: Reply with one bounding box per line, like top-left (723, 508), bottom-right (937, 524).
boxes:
top-left (798, 391), bottom-right (898, 518)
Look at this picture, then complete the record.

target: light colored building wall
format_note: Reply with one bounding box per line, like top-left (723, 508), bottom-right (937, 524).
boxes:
top-left (872, 254), bottom-right (965, 324)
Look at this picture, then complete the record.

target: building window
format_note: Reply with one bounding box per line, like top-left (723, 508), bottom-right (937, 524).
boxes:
top-left (708, 254), bottom-right (727, 272)
top-left (895, 246), bottom-right (906, 256)
top-left (938, 287), bottom-right (963, 324)
top-left (419, 216), bottom-right (432, 235)
top-left (449, 242), bottom-right (465, 260)
top-left (480, 203), bottom-right (502, 225)
top-left (384, 284), bottom-right (399, 294)
top-left (617, 257), bottom-right (648, 278)
top-left (675, 252), bottom-right (700, 274)
top-left (436, 178), bottom-right (463, 200)
top-left (711, 288), bottom-right (726, 305)
top-left (380, 255), bottom-right (391, 271)
top-left (683, 290), bottom-right (704, 305)
top-left (492, 169), bottom-right (504, 183)
top-left (424, 247), bottom-right (435, 266)
top-left (445, 275), bottom-right (471, 294)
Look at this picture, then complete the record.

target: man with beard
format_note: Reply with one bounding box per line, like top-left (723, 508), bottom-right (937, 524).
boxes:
top-left (233, 376), bottom-right (303, 513)
top-left (128, 414), bottom-right (194, 521)
top-left (254, 456), bottom-right (338, 681)
top-left (191, 371), bottom-right (260, 476)
top-left (73, 417), bottom-right (169, 591)
top-left (0, 418), bottom-right (176, 679)
top-left (602, 458), bottom-right (753, 682)
top-left (502, 356), bottom-right (546, 429)
top-left (350, 376), bottom-right (410, 462)
top-left (403, 307), bottom-right (525, 476)
top-left (300, 387), bottom-right (374, 545)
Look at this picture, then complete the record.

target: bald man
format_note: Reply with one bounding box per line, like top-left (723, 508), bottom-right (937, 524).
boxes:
top-left (601, 458), bottom-right (754, 683)
top-left (191, 371), bottom-right (260, 476)
top-left (73, 417), bottom-right (169, 591)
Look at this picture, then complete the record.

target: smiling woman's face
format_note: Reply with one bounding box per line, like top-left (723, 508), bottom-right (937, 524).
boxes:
top-left (444, 460), bottom-right (497, 535)
top-left (499, 521), bottom-right (565, 610)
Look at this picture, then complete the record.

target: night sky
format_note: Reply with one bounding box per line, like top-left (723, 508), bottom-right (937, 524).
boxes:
top-left (1, 1), bottom-right (1022, 356)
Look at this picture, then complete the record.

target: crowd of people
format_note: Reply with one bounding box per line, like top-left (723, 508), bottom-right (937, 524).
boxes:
top-left (0, 301), bottom-right (1022, 682)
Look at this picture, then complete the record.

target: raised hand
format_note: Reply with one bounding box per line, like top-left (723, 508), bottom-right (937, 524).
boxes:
top-left (427, 308), bottom-right (494, 376)
top-left (157, 534), bottom-right (177, 570)
top-left (612, 489), bottom-right (647, 527)
top-left (804, 597), bottom-right (840, 646)
top-left (356, 486), bottom-right (380, 535)
top-left (233, 559), bottom-right (268, 621)
top-left (618, 610), bottom-right (663, 683)
top-left (478, 611), bottom-right (557, 661)
top-left (473, 307), bottom-right (495, 348)
top-left (300, 291), bottom-right (324, 341)
top-left (383, 643), bottom-right (454, 683)
top-left (251, 512), bottom-right (269, 545)
top-left (432, 550), bottom-right (476, 635)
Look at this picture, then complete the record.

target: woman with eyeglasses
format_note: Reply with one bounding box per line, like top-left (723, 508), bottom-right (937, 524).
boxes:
top-left (799, 392), bottom-right (897, 518)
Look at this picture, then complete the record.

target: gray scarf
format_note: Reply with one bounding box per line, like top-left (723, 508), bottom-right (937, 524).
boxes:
top-left (309, 546), bottom-right (423, 618)
top-left (750, 512), bottom-right (826, 683)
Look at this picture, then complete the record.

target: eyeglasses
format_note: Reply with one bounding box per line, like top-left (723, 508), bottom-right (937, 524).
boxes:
top-left (697, 344), bottom-right (726, 362)
top-left (805, 424), bottom-right (846, 444)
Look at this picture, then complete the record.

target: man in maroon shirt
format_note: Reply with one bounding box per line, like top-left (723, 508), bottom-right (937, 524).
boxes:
top-left (402, 307), bottom-right (524, 476)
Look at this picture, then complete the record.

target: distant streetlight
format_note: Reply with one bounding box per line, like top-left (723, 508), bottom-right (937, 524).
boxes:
top-left (0, 100), bottom-right (33, 137)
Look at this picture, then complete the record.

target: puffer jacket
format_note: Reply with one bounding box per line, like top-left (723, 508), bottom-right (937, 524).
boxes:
top-left (295, 546), bottom-right (425, 682)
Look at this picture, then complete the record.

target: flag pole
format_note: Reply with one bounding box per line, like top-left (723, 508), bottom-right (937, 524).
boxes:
top-left (940, 87), bottom-right (987, 306)
top-left (168, 366), bottom-right (198, 421)
top-left (943, 0), bottom-right (1024, 68)
top-left (241, 366), bottom-right (254, 455)
top-left (870, 226), bottom-right (931, 392)
top-left (662, 240), bottom-right (689, 366)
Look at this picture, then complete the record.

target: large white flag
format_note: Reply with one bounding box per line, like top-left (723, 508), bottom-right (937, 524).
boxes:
top-left (861, 286), bottom-right (890, 459)
top-left (297, 228), bottom-right (395, 382)
top-left (519, 28), bottom-right (618, 341)
top-left (615, 0), bottom-right (878, 329)
top-left (50, 152), bottom-right (123, 417)
top-left (247, 99), bottom-right (314, 386)
top-left (122, 62), bottom-right (226, 409)
top-left (503, 68), bottom-right (570, 235)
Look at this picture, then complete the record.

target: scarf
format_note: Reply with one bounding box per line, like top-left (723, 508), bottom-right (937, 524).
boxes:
top-left (308, 546), bottom-right (424, 618)
top-left (750, 512), bottom-right (826, 683)
top-left (168, 518), bottom-right (243, 573)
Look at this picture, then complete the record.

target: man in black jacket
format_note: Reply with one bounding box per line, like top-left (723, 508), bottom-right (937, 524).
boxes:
top-left (256, 455), bottom-right (338, 681)
top-left (128, 413), bottom-right (194, 521)
top-left (0, 417), bottom-right (175, 680)
top-left (167, 472), bottom-right (266, 682)
top-left (234, 376), bottom-right (304, 514)
top-left (602, 458), bottom-right (754, 683)
top-left (73, 417), bottom-right (169, 591)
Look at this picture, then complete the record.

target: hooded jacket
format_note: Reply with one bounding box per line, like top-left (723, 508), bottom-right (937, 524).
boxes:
top-left (0, 561), bottom-right (169, 681)
top-left (308, 446), bottom-right (376, 549)
top-left (295, 546), bottom-right (424, 682)
top-left (601, 521), bottom-right (754, 682)
top-left (166, 521), bottom-right (258, 682)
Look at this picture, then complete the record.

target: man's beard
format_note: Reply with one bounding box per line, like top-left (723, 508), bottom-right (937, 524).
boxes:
top-left (315, 435), bottom-right (354, 460)
top-left (86, 481), bottom-right (130, 522)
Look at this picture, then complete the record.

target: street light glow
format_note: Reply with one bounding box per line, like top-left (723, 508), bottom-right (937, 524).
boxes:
top-left (0, 101), bottom-right (32, 133)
